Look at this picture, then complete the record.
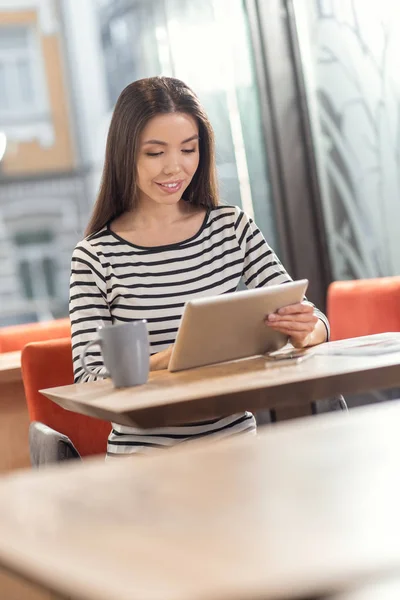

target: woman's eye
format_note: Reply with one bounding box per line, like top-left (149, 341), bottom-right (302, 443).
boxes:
top-left (146, 149), bottom-right (196, 157)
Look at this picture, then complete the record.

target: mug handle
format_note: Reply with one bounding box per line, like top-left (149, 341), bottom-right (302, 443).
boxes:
top-left (81, 339), bottom-right (109, 379)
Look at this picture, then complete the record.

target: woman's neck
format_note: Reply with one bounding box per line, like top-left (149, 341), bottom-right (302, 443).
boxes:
top-left (109, 196), bottom-right (207, 247)
top-left (120, 198), bottom-right (196, 231)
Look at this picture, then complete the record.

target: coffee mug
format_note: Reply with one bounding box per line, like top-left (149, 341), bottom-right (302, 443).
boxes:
top-left (81, 320), bottom-right (150, 388)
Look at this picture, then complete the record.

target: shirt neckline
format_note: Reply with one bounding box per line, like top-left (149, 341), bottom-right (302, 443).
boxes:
top-left (106, 209), bottom-right (210, 251)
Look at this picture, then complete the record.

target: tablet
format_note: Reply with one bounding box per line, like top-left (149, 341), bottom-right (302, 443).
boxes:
top-left (168, 279), bottom-right (309, 372)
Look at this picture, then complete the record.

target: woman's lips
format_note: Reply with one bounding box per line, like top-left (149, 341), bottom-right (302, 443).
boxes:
top-left (155, 180), bottom-right (183, 194)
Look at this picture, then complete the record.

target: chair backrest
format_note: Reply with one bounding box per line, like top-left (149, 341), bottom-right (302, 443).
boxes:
top-left (0, 318), bottom-right (71, 353)
top-left (327, 276), bottom-right (400, 341)
top-left (21, 338), bottom-right (110, 457)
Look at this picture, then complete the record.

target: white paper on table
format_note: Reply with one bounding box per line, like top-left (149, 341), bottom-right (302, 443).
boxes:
top-left (313, 332), bottom-right (400, 356)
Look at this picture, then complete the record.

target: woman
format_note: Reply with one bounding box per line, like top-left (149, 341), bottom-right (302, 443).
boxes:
top-left (70, 76), bottom-right (329, 458)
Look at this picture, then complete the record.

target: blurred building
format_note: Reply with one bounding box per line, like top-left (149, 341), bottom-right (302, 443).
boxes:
top-left (0, 0), bottom-right (86, 324)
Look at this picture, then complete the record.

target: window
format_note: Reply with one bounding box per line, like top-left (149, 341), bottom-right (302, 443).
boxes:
top-left (15, 230), bottom-right (57, 304)
top-left (97, 0), bottom-right (163, 106)
top-left (0, 26), bottom-right (46, 120)
top-left (96, 0), bottom-right (277, 247)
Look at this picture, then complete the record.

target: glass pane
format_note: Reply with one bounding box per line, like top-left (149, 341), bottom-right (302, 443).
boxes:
top-left (0, 26), bottom-right (36, 114)
top-left (14, 230), bottom-right (56, 299)
top-left (294, 0), bottom-right (400, 279)
top-left (0, 64), bottom-right (7, 109)
top-left (99, 1), bottom-right (164, 107)
top-left (0, 27), bottom-right (29, 51)
top-left (15, 230), bottom-right (53, 246)
top-left (164, 0), bottom-right (277, 247)
top-left (43, 257), bottom-right (56, 297)
top-left (18, 259), bottom-right (33, 299)
top-left (16, 59), bottom-right (34, 103)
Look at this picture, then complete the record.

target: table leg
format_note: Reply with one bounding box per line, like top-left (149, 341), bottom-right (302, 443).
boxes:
top-left (270, 396), bottom-right (348, 422)
top-left (271, 404), bottom-right (314, 422)
top-left (0, 381), bottom-right (31, 473)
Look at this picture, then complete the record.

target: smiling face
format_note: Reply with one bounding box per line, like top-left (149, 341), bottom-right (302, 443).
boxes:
top-left (136, 112), bottom-right (200, 206)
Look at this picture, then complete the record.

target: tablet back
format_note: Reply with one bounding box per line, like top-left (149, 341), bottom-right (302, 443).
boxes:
top-left (169, 279), bottom-right (308, 372)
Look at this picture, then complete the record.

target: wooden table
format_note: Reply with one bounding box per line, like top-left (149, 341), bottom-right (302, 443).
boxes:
top-left (0, 351), bottom-right (30, 472)
top-left (42, 334), bottom-right (400, 428)
top-left (1, 400), bottom-right (400, 600)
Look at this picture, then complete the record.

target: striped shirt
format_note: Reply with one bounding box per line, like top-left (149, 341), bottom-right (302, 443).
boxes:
top-left (70, 205), bottom-right (329, 456)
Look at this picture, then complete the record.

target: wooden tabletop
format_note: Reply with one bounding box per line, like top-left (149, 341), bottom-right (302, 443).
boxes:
top-left (0, 351), bottom-right (21, 384)
top-left (1, 401), bottom-right (400, 600)
top-left (42, 334), bottom-right (400, 428)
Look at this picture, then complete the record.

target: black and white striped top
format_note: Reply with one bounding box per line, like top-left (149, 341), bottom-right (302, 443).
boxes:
top-left (70, 205), bottom-right (329, 456)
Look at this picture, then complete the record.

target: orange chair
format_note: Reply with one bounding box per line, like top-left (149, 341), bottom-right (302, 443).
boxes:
top-left (0, 317), bottom-right (71, 353)
top-left (327, 276), bottom-right (400, 341)
top-left (21, 338), bottom-right (110, 458)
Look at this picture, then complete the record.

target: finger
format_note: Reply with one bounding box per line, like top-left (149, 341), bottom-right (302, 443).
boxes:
top-left (277, 303), bottom-right (314, 316)
top-left (269, 328), bottom-right (308, 340)
top-left (291, 336), bottom-right (310, 348)
top-left (267, 313), bottom-right (318, 324)
top-left (267, 321), bottom-right (314, 333)
top-left (269, 328), bottom-right (310, 343)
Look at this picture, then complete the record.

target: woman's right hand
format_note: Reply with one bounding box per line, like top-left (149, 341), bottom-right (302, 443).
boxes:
top-left (150, 345), bottom-right (174, 371)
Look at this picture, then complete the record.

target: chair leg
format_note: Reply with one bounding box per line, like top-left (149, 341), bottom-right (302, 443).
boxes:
top-left (313, 395), bottom-right (348, 414)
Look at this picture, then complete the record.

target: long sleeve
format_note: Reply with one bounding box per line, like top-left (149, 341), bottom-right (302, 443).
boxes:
top-left (234, 207), bottom-right (330, 338)
top-left (234, 209), bottom-right (291, 288)
top-left (69, 239), bottom-right (112, 382)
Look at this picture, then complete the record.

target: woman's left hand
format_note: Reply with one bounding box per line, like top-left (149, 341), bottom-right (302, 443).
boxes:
top-left (265, 302), bottom-right (319, 348)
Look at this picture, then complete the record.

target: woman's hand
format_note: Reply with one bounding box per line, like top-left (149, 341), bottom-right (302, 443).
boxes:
top-left (265, 302), bottom-right (326, 348)
top-left (150, 345), bottom-right (174, 371)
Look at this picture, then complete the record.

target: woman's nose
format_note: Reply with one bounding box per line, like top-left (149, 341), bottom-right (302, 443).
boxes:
top-left (162, 156), bottom-right (181, 175)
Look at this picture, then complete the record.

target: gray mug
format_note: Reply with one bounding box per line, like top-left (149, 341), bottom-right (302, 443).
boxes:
top-left (81, 320), bottom-right (150, 388)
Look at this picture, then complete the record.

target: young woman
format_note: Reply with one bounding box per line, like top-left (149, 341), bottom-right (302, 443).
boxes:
top-left (70, 76), bottom-right (329, 458)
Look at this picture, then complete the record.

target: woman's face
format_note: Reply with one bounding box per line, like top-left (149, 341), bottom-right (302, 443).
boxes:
top-left (136, 112), bottom-right (200, 206)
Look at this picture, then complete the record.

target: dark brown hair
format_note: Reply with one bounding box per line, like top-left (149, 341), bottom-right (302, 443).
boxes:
top-left (85, 76), bottom-right (219, 236)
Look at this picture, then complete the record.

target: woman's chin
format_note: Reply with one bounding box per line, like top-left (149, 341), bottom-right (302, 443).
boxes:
top-left (139, 190), bottom-right (183, 205)
top-left (157, 195), bottom-right (183, 205)
top-left (151, 192), bottom-right (183, 205)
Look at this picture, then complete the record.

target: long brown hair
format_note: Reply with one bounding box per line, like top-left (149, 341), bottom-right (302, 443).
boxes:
top-left (85, 76), bottom-right (219, 236)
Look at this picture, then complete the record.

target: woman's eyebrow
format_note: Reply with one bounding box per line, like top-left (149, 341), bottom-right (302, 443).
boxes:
top-left (181, 134), bottom-right (199, 144)
top-left (143, 139), bottom-right (167, 146)
top-left (142, 134), bottom-right (199, 146)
